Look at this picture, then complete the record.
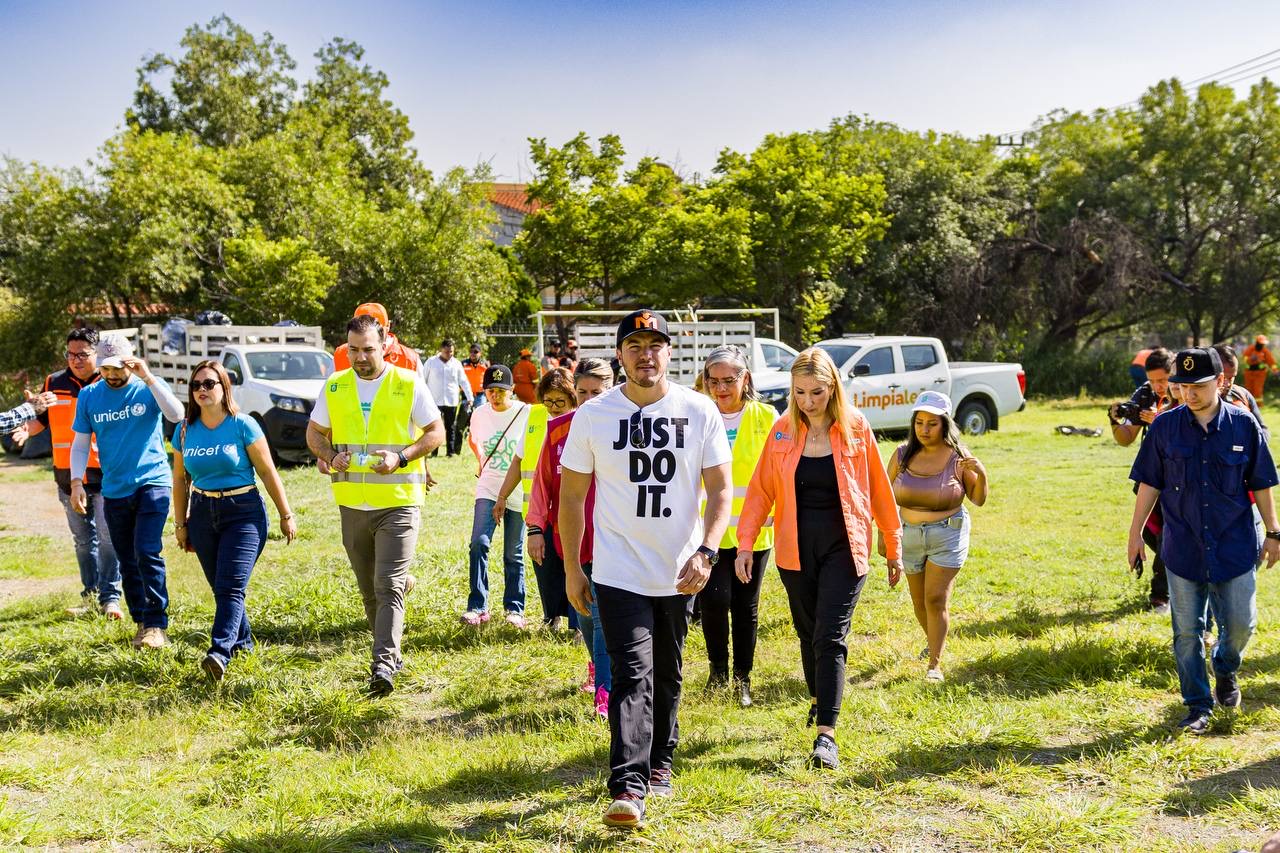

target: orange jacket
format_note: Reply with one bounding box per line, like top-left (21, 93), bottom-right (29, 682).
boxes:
top-left (333, 334), bottom-right (421, 372)
top-left (737, 409), bottom-right (903, 574)
top-left (513, 357), bottom-right (540, 403)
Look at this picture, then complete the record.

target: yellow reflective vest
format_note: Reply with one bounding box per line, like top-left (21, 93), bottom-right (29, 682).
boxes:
top-left (713, 400), bottom-right (776, 551)
top-left (325, 366), bottom-right (427, 508)
top-left (519, 404), bottom-right (549, 517)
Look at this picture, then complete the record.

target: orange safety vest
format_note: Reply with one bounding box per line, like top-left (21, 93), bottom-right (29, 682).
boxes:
top-left (42, 371), bottom-right (101, 471)
top-left (462, 359), bottom-right (488, 395)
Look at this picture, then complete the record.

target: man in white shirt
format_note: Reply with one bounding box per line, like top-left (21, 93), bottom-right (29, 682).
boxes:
top-left (422, 338), bottom-right (474, 457)
top-left (559, 309), bottom-right (733, 829)
top-left (307, 315), bottom-right (445, 695)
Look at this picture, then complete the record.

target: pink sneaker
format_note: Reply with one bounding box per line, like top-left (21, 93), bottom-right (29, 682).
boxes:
top-left (460, 610), bottom-right (490, 627)
top-left (504, 611), bottom-right (528, 630)
top-left (580, 661), bottom-right (595, 694)
top-left (594, 686), bottom-right (609, 719)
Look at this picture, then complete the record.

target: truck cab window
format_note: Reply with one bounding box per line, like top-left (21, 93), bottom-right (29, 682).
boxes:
top-left (902, 344), bottom-right (939, 371)
top-left (854, 347), bottom-right (894, 376)
top-left (223, 353), bottom-right (244, 385)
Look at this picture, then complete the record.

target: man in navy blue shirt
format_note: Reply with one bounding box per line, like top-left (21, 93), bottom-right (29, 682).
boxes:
top-left (1129, 347), bottom-right (1280, 734)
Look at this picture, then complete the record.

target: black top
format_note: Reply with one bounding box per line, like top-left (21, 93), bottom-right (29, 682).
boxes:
top-left (795, 453), bottom-right (841, 514)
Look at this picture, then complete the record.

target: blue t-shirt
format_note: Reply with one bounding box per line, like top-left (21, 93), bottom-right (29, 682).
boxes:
top-left (72, 376), bottom-right (173, 499)
top-left (175, 413), bottom-right (264, 491)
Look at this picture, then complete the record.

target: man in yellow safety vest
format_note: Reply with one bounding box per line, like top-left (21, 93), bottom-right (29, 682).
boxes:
top-left (306, 314), bottom-right (445, 696)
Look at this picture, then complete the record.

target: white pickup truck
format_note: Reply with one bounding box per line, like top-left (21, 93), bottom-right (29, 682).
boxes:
top-left (137, 324), bottom-right (333, 462)
top-left (755, 335), bottom-right (1026, 435)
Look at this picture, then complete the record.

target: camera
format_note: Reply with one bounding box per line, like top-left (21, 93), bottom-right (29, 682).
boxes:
top-left (1110, 384), bottom-right (1159, 424)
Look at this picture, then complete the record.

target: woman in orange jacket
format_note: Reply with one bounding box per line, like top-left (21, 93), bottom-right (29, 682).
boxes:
top-left (735, 348), bottom-right (903, 771)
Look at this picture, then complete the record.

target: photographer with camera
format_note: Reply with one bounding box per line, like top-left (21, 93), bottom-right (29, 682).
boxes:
top-left (1109, 347), bottom-right (1174, 612)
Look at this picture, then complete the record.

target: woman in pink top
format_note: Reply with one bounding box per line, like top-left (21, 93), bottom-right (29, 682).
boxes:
top-left (528, 358), bottom-right (614, 717)
top-left (883, 391), bottom-right (988, 683)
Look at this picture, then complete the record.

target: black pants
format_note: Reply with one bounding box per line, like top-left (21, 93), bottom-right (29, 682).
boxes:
top-left (532, 523), bottom-right (575, 627)
top-left (437, 405), bottom-right (461, 456)
top-left (1142, 507), bottom-right (1169, 605)
top-left (596, 582), bottom-right (692, 797)
top-left (777, 536), bottom-right (866, 729)
top-left (699, 547), bottom-right (769, 679)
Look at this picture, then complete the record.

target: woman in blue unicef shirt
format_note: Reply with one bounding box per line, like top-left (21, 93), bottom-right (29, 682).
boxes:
top-left (172, 360), bottom-right (296, 681)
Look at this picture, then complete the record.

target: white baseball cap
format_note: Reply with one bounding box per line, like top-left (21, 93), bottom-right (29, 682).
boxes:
top-left (912, 390), bottom-right (952, 417)
top-left (97, 335), bottom-right (134, 369)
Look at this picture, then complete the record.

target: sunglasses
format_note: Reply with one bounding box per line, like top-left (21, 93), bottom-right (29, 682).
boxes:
top-left (191, 379), bottom-right (220, 392)
top-left (628, 410), bottom-right (646, 449)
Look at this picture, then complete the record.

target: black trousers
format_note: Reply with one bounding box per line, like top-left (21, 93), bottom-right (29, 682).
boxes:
top-left (777, 540), bottom-right (866, 729)
top-left (1142, 505), bottom-right (1169, 604)
top-left (699, 547), bottom-right (769, 679)
top-left (532, 522), bottom-right (575, 626)
top-left (596, 582), bottom-right (692, 797)
top-left (437, 405), bottom-right (461, 456)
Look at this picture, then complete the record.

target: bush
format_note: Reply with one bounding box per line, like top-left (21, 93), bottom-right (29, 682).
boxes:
top-left (1021, 345), bottom-right (1135, 398)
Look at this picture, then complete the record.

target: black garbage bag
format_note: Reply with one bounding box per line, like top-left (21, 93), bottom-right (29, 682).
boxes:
top-left (195, 310), bottom-right (232, 326)
top-left (162, 317), bottom-right (193, 354)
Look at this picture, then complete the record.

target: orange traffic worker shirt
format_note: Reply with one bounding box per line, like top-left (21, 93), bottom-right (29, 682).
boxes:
top-left (737, 408), bottom-right (903, 573)
top-left (513, 357), bottom-right (540, 403)
top-left (462, 358), bottom-right (488, 396)
top-left (333, 333), bottom-right (421, 372)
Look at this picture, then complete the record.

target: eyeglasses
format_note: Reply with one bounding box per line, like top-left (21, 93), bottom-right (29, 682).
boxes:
top-left (544, 397), bottom-right (572, 412)
top-left (65, 350), bottom-right (94, 361)
top-left (191, 379), bottom-right (220, 392)
top-left (705, 373), bottom-right (744, 390)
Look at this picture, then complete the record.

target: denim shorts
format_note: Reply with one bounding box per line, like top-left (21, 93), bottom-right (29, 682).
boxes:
top-left (901, 508), bottom-right (970, 573)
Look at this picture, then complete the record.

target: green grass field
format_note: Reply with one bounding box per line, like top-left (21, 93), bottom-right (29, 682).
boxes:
top-left (3, 399), bottom-right (1280, 851)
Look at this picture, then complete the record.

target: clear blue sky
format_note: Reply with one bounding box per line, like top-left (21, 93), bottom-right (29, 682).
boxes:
top-left (5, 0), bottom-right (1280, 180)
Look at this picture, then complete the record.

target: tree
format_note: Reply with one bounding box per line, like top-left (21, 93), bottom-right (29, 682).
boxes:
top-left (708, 132), bottom-right (889, 343)
top-left (129, 15), bottom-right (297, 148)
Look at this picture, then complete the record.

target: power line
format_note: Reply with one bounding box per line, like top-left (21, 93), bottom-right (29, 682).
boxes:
top-left (1000, 46), bottom-right (1280, 139)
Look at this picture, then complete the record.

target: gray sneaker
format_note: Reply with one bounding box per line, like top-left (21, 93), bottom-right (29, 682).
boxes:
top-left (810, 733), bottom-right (839, 770)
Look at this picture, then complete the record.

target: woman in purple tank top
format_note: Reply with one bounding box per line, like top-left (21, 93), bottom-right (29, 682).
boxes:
top-left (881, 391), bottom-right (988, 682)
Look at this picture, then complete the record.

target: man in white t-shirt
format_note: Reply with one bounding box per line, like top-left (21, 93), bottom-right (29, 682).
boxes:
top-left (307, 315), bottom-right (445, 696)
top-left (422, 338), bottom-right (474, 457)
top-left (559, 309), bottom-right (732, 829)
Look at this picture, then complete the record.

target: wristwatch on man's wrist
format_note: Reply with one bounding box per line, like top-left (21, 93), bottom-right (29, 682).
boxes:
top-left (696, 545), bottom-right (719, 566)
top-left (1266, 530), bottom-right (1280, 541)
top-left (397, 450), bottom-right (409, 469)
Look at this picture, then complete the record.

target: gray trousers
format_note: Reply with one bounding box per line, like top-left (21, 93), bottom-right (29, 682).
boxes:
top-left (339, 506), bottom-right (420, 675)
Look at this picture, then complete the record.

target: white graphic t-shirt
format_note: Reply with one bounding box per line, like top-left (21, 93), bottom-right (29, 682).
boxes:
top-left (560, 383), bottom-right (732, 597)
top-left (469, 402), bottom-right (530, 502)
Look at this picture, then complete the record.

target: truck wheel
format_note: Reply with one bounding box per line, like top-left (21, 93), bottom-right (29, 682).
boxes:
top-left (957, 401), bottom-right (992, 436)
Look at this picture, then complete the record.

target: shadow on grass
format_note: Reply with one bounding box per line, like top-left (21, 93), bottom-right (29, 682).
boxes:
top-left (949, 634), bottom-right (1172, 697)
top-left (951, 597), bottom-right (1150, 641)
top-left (1164, 755), bottom-right (1280, 816)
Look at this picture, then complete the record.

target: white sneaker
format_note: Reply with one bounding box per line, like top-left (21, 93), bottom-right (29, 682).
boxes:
top-left (101, 601), bottom-right (124, 621)
top-left (925, 668), bottom-right (944, 683)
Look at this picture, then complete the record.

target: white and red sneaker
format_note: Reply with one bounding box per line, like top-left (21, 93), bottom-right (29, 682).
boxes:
top-left (594, 686), bottom-right (609, 719)
top-left (460, 610), bottom-right (490, 627)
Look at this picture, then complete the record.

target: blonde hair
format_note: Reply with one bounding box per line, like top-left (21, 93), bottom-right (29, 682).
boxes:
top-left (787, 347), bottom-right (853, 445)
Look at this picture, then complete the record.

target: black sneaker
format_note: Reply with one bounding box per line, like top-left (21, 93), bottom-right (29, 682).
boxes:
top-left (1177, 708), bottom-right (1213, 735)
top-left (736, 677), bottom-right (753, 708)
top-left (706, 666), bottom-right (729, 690)
top-left (805, 702), bottom-right (818, 727)
top-left (647, 768), bottom-right (673, 798)
top-left (1215, 671), bottom-right (1242, 708)
top-left (368, 668), bottom-right (394, 697)
top-left (200, 654), bottom-right (225, 682)
top-left (810, 733), bottom-right (839, 770)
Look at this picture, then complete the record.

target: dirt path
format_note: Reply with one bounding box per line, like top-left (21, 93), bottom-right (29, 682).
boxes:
top-left (0, 456), bottom-right (76, 605)
top-left (0, 456), bottom-right (70, 540)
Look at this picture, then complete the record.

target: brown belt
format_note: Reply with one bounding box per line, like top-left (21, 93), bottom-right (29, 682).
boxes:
top-left (192, 485), bottom-right (256, 498)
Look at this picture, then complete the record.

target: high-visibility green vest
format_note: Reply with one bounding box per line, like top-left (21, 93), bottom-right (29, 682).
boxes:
top-left (711, 400), bottom-right (777, 551)
top-left (325, 366), bottom-right (427, 508)
top-left (520, 403), bottom-right (549, 517)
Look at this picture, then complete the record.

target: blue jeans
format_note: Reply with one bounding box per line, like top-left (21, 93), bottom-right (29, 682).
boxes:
top-left (578, 565), bottom-right (611, 691)
top-left (1168, 569), bottom-right (1257, 713)
top-left (58, 488), bottom-right (121, 605)
top-left (468, 498), bottom-right (526, 613)
top-left (188, 490), bottom-right (267, 665)
top-left (103, 485), bottom-right (171, 629)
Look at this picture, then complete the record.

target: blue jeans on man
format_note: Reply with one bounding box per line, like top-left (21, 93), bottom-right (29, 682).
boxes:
top-left (468, 498), bottom-right (525, 613)
top-left (188, 490), bottom-right (267, 665)
top-left (103, 485), bottom-right (171, 629)
top-left (1168, 569), bottom-right (1257, 713)
top-left (58, 488), bottom-right (122, 606)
